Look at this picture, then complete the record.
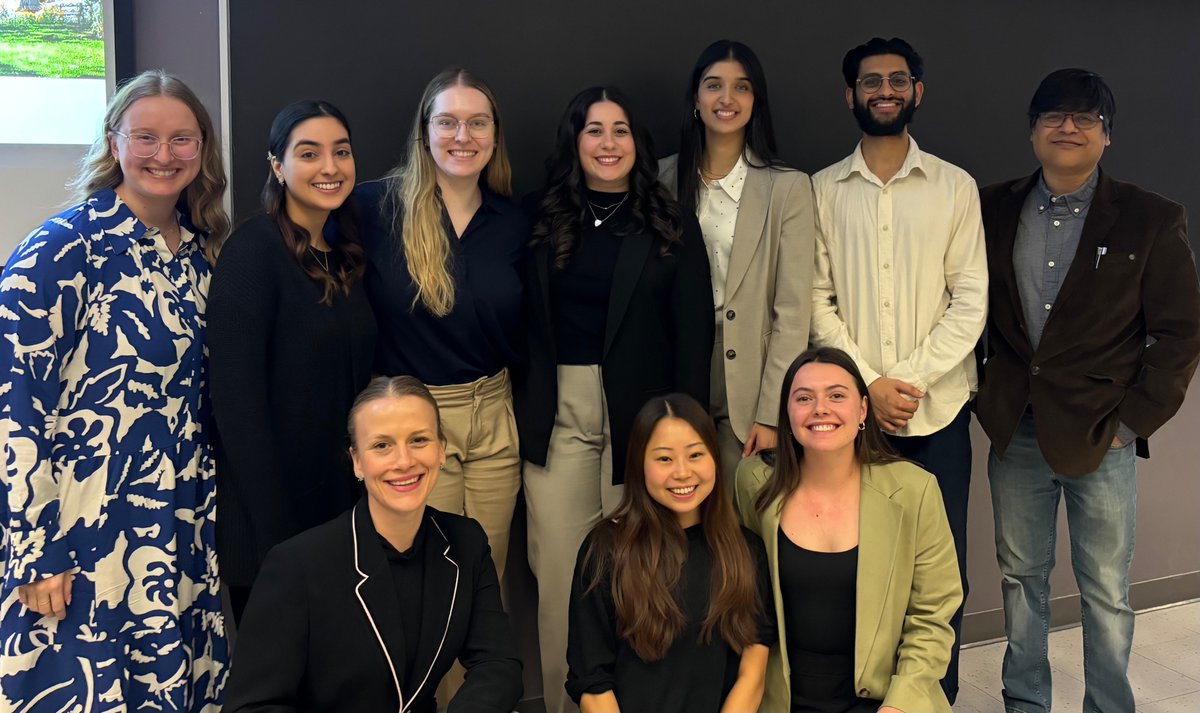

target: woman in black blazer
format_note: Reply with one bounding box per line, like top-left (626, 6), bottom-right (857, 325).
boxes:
top-left (209, 100), bottom-right (376, 623)
top-left (511, 85), bottom-right (713, 713)
top-left (224, 376), bottom-right (523, 713)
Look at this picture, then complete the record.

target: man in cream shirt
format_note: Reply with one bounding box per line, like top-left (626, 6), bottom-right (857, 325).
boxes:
top-left (810, 36), bottom-right (987, 704)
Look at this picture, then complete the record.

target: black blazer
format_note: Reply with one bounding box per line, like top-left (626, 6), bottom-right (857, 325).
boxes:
top-left (512, 212), bottom-right (714, 485)
top-left (976, 169), bottom-right (1200, 475)
top-left (224, 501), bottom-right (522, 713)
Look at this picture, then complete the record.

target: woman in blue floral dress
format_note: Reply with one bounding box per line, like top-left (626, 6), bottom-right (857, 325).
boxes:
top-left (0, 70), bottom-right (230, 710)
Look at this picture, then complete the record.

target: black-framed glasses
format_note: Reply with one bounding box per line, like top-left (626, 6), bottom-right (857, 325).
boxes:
top-left (112, 130), bottom-right (203, 160)
top-left (856, 72), bottom-right (915, 93)
top-left (1037, 112), bottom-right (1105, 130)
top-left (428, 115), bottom-right (495, 139)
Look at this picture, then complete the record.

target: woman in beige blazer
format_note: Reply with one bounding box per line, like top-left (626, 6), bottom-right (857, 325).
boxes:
top-left (660, 39), bottom-right (816, 484)
top-left (735, 348), bottom-right (961, 713)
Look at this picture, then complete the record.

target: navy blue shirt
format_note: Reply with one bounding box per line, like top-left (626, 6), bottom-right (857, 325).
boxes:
top-left (354, 180), bottom-right (528, 386)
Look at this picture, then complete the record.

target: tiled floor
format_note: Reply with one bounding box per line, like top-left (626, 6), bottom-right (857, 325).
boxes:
top-left (956, 600), bottom-right (1200, 712)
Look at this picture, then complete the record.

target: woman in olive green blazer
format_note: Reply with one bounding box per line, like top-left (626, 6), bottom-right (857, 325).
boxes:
top-left (735, 348), bottom-right (961, 713)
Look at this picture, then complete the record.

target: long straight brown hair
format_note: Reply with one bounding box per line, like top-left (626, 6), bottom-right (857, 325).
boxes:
top-left (583, 393), bottom-right (760, 661)
top-left (755, 347), bottom-right (903, 513)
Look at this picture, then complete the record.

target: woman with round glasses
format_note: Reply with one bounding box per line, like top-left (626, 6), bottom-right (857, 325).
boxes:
top-left (353, 68), bottom-right (525, 597)
top-left (513, 85), bottom-right (713, 713)
top-left (0, 70), bottom-right (228, 708)
top-left (209, 100), bottom-right (376, 623)
top-left (660, 40), bottom-right (817, 486)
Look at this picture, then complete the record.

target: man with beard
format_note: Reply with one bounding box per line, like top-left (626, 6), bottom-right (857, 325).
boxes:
top-left (809, 36), bottom-right (987, 704)
top-left (977, 69), bottom-right (1200, 713)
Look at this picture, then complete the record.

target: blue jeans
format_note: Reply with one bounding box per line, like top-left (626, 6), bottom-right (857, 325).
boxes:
top-left (988, 414), bottom-right (1136, 713)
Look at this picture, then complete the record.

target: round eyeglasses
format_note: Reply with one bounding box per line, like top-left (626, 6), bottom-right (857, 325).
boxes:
top-left (856, 72), bottom-right (915, 94)
top-left (428, 115), bottom-right (495, 139)
top-left (112, 131), bottom-right (203, 160)
top-left (1036, 112), bottom-right (1105, 130)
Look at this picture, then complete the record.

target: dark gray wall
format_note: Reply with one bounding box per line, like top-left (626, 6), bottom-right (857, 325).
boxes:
top-left (226, 0), bottom-right (1200, 647)
top-left (229, 0), bottom-right (1200, 250)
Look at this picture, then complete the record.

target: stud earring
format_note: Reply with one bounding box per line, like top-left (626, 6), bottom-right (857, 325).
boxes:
top-left (276, 174), bottom-right (285, 186)
top-left (858, 422), bottom-right (866, 431)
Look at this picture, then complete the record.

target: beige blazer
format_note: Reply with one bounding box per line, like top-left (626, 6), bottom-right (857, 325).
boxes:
top-left (659, 155), bottom-right (816, 441)
top-left (735, 456), bottom-right (961, 713)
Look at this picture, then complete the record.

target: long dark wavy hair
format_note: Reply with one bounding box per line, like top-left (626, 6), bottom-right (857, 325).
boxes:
top-left (583, 393), bottom-right (760, 661)
top-left (261, 99), bottom-right (365, 305)
top-left (532, 86), bottom-right (683, 269)
top-left (755, 347), bottom-right (903, 513)
top-left (675, 40), bottom-right (791, 215)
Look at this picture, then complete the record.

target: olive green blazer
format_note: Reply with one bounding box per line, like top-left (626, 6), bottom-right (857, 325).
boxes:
top-left (735, 456), bottom-right (961, 713)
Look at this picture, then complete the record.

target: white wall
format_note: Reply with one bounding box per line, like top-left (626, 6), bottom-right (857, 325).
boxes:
top-left (0, 144), bottom-right (87, 259)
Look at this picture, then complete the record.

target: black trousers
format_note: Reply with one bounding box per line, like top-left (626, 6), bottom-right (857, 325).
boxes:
top-left (886, 402), bottom-right (972, 704)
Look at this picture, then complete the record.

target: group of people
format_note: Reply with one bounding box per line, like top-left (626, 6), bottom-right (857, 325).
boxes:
top-left (1, 31), bottom-right (1197, 713)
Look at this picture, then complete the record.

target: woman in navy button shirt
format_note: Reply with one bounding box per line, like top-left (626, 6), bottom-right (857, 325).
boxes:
top-left (354, 69), bottom-right (525, 595)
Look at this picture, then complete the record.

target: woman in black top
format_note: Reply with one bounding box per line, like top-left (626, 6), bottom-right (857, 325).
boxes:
top-left (224, 376), bottom-right (523, 713)
top-left (209, 100), bottom-right (375, 622)
top-left (513, 86), bottom-right (714, 713)
top-left (353, 68), bottom-right (525, 586)
top-left (566, 393), bottom-right (772, 713)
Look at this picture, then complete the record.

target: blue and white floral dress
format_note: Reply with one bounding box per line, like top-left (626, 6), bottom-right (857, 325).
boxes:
top-left (0, 189), bottom-right (227, 709)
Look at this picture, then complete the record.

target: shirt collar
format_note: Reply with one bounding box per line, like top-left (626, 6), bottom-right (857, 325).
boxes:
top-left (837, 134), bottom-right (925, 186)
top-left (1034, 168), bottom-right (1098, 215)
top-left (707, 154), bottom-right (749, 202)
top-left (99, 188), bottom-right (204, 255)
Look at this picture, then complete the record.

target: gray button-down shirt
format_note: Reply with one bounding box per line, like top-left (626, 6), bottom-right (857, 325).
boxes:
top-left (1013, 169), bottom-right (1098, 351)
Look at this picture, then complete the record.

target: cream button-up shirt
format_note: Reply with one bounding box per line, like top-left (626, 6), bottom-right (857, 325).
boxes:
top-left (811, 136), bottom-right (988, 436)
top-left (697, 155), bottom-right (748, 317)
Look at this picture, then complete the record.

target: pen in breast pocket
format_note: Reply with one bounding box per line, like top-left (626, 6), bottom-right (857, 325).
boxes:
top-left (1094, 246), bottom-right (1107, 269)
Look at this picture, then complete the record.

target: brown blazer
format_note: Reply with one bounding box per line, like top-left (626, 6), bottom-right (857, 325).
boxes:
top-left (976, 169), bottom-right (1200, 475)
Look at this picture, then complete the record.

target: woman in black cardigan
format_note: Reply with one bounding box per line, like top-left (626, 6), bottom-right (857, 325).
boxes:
top-left (208, 100), bottom-right (376, 622)
top-left (224, 376), bottom-right (523, 713)
top-left (511, 85), bottom-right (713, 713)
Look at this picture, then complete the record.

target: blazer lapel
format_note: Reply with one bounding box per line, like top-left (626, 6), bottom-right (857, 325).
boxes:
top-left (350, 500), bottom-right (407, 711)
top-left (534, 241), bottom-right (554, 334)
top-left (724, 166), bottom-right (769, 302)
top-left (406, 511), bottom-right (461, 706)
top-left (855, 464), bottom-right (902, 683)
top-left (993, 174), bottom-right (1037, 353)
top-left (604, 230), bottom-right (654, 357)
top-left (1040, 170), bottom-right (1120, 353)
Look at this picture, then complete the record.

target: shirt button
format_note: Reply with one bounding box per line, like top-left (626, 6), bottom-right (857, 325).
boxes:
top-left (882, 188), bottom-right (889, 195)
top-left (885, 339), bottom-right (893, 346)
top-left (883, 301), bottom-right (890, 307)
top-left (726, 349), bottom-right (736, 360)
top-left (882, 225), bottom-right (889, 232)
top-left (1032, 365), bottom-right (1041, 375)
top-left (1044, 303), bottom-right (1052, 310)
top-left (1074, 208), bottom-right (1081, 213)
top-left (1053, 220), bottom-right (1061, 227)
top-left (1048, 261), bottom-right (1055, 267)
top-left (1039, 205), bottom-right (1045, 211)
top-left (883, 262), bottom-right (890, 269)
top-left (1051, 196), bottom-right (1059, 202)
top-left (859, 689), bottom-right (871, 697)
top-left (726, 309), bottom-right (736, 320)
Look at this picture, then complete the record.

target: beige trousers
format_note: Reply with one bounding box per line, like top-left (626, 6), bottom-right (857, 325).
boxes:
top-left (425, 369), bottom-right (521, 582)
top-left (426, 370), bottom-right (521, 708)
top-left (524, 365), bottom-right (624, 713)
top-left (712, 321), bottom-right (747, 493)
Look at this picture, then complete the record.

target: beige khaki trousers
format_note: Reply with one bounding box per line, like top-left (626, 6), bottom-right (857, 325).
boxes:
top-left (711, 320), bottom-right (747, 492)
top-left (524, 365), bottom-right (624, 713)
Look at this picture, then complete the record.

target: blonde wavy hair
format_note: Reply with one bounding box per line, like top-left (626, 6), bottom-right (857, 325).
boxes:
top-left (68, 69), bottom-right (230, 262)
top-left (383, 68), bottom-right (512, 317)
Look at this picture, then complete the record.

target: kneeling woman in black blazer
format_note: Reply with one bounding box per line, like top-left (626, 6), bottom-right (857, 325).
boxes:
top-left (513, 85), bottom-right (714, 713)
top-left (224, 376), bottom-right (523, 713)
